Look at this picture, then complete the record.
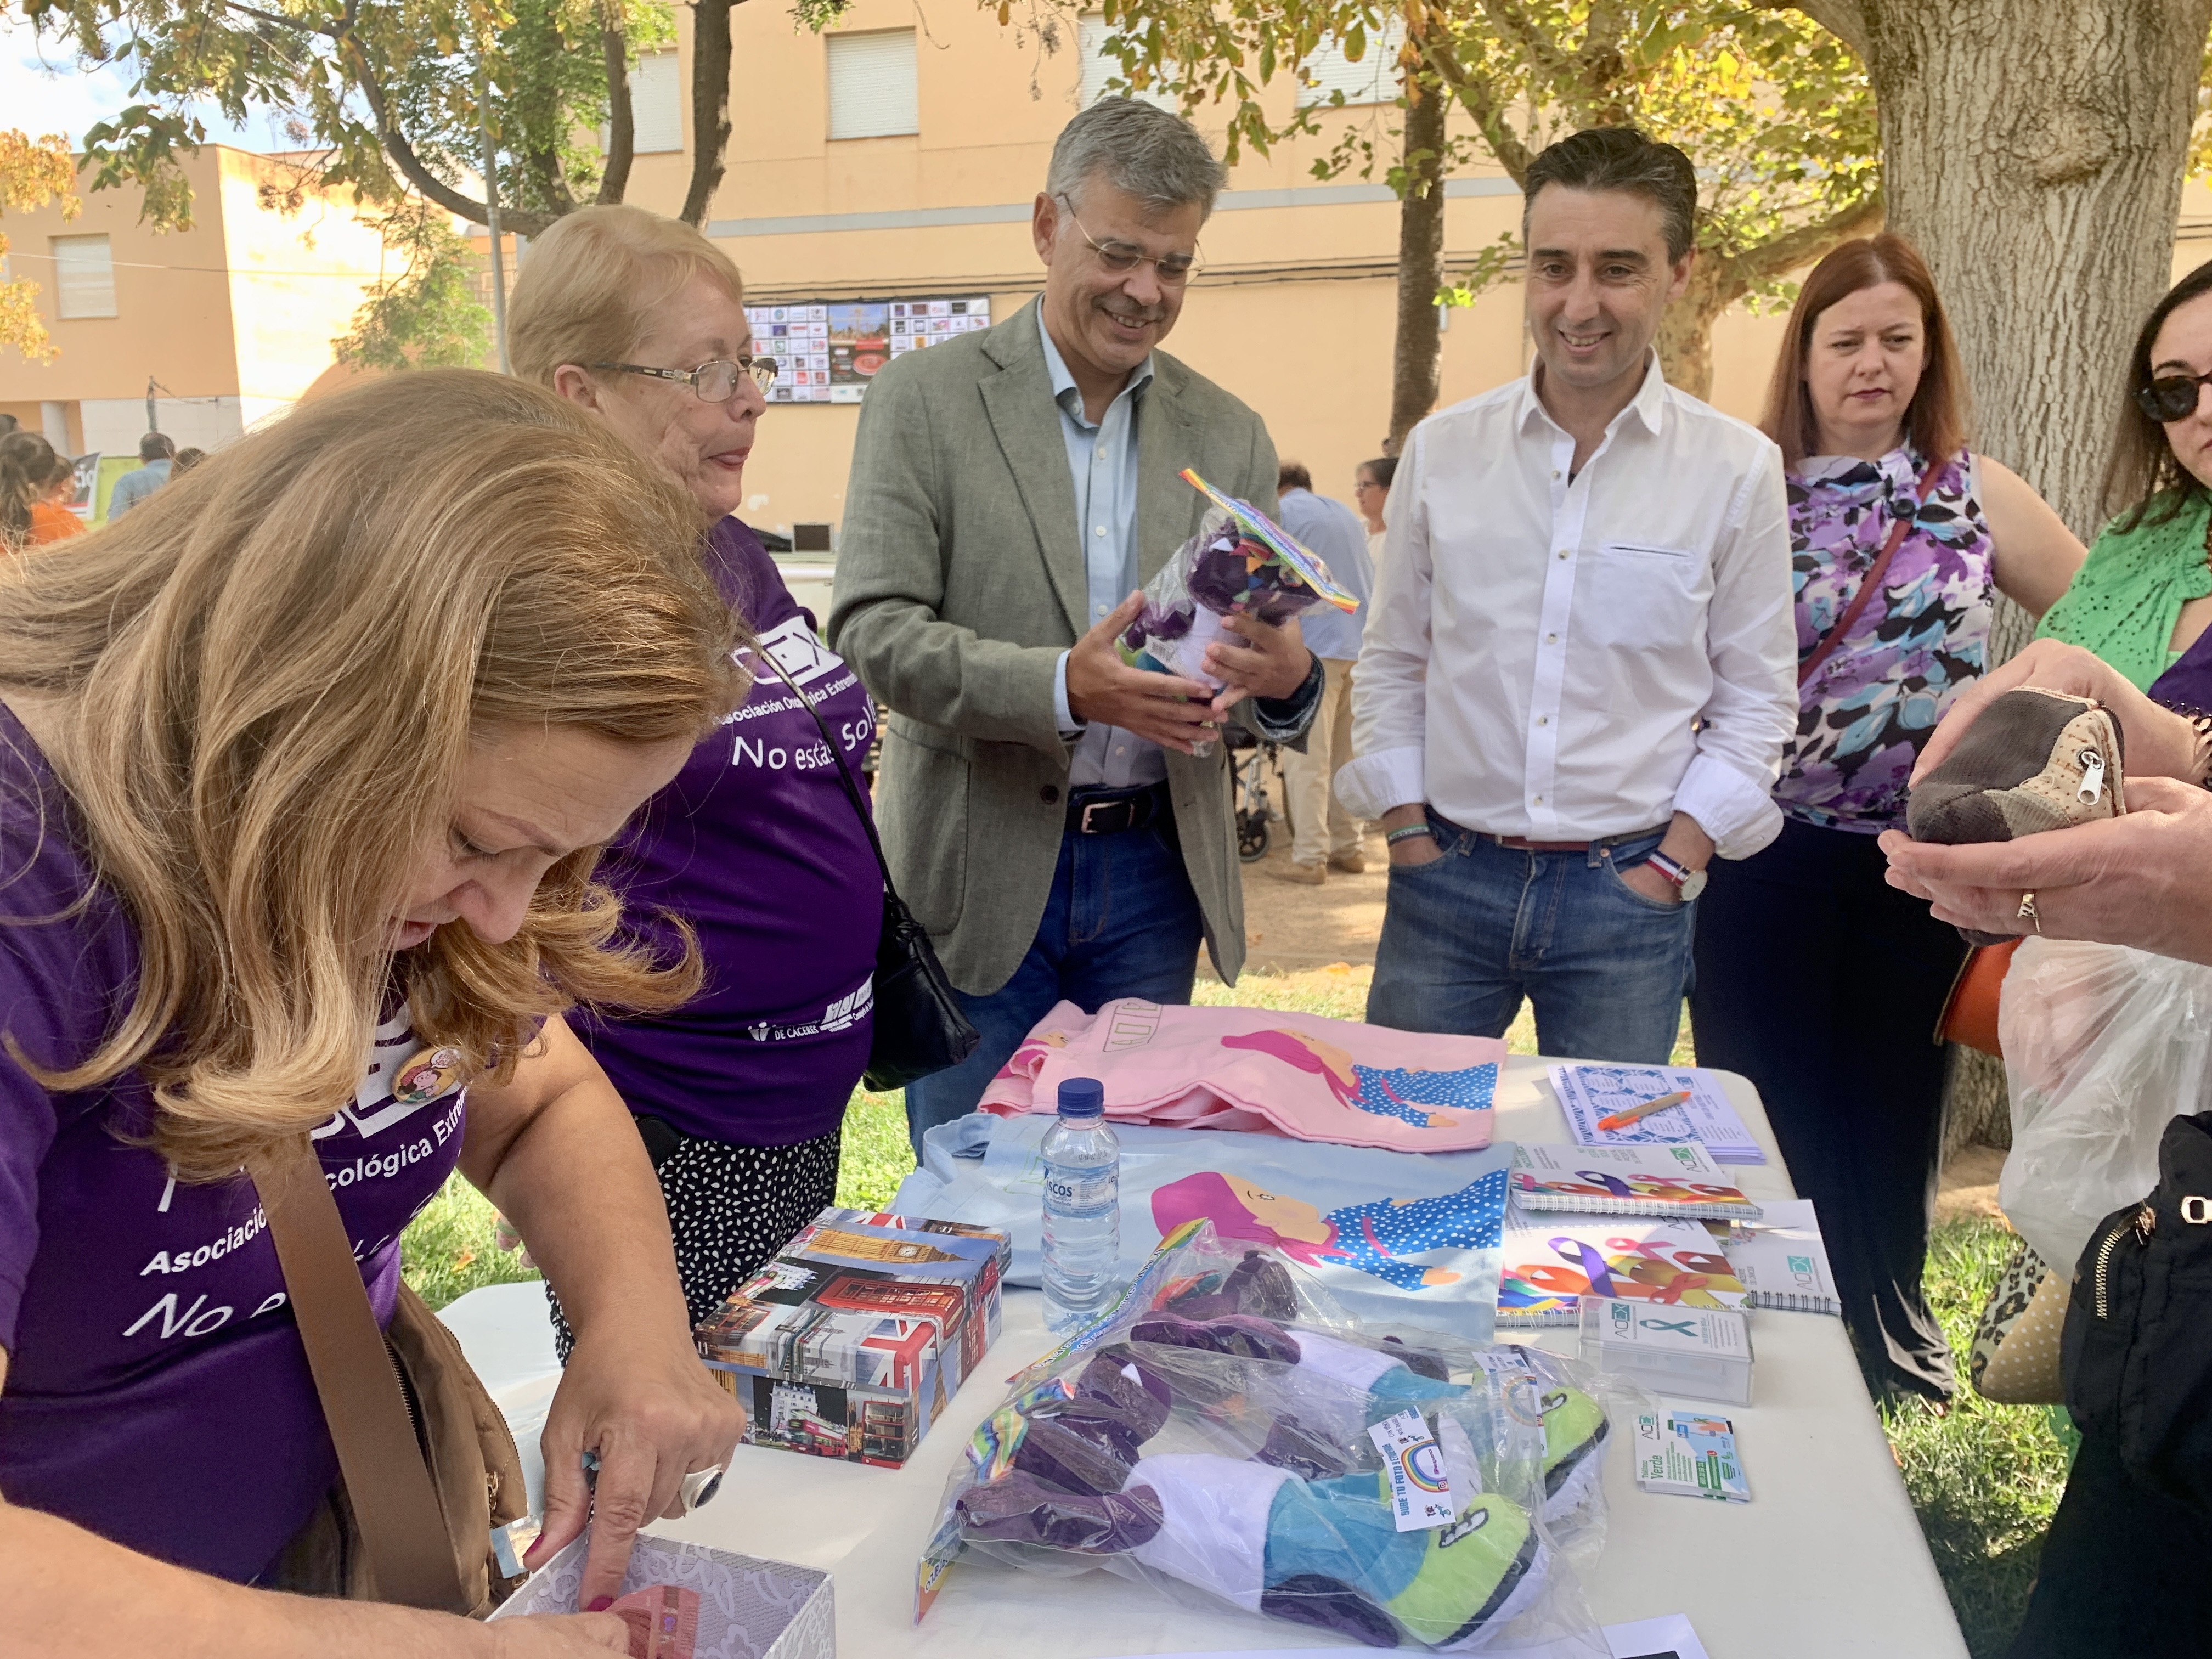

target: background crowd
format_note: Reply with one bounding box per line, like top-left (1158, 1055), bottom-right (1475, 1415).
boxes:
top-left (2, 91), bottom-right (2208, 1659)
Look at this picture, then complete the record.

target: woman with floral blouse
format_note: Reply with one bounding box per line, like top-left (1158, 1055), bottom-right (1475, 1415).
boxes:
top-left (1690, 234), bottom-right (2084, 1407)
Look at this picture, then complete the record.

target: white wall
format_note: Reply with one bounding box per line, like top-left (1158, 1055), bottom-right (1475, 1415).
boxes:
top-left (79, 394), bottom-right (249, 457)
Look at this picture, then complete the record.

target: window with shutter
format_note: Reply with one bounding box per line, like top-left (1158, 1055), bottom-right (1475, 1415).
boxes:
top-left (1077, 16), bottom-right (1174, 110)
top-left (52, 235), bottom-right (117, 320)
top-left (826, 31), bottom-right (919, 141)
top-left (630, 52), bottom-right (684, 153)
top-left (1295, 21), bottom-right (1406, 109)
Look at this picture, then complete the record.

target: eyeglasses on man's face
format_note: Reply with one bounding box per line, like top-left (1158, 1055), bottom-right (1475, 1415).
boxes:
top-left (590, 355), bottom-right (777, 403)
top-left (1056, 195), bottom-right (1203, 286)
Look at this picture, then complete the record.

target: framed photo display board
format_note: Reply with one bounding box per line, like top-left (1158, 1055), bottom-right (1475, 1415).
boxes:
top-left (749, 296), bottom-right (995, 403)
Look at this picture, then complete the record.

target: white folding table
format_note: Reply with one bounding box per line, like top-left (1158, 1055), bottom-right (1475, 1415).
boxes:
top-left (446, 1057), bottom-right (1970, 1657)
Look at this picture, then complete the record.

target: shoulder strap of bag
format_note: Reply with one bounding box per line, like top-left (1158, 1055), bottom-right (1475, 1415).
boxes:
top-left (1797, 453), bottom-right (1948, 688)
top-left (753, 642), bottom-right (900, 899)
top-left (251, 1134), bottom-right (467, 1612)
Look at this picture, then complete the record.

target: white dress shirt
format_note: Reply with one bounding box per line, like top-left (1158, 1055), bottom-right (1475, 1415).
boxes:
top-left (1336, 353), bottom-right (1796, 859)
top-left (1039, 309), bottom-right (1168, 790)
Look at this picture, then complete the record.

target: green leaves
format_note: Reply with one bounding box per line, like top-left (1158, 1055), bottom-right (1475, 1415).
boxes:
top-left (22, 0), bottom-right (676, 226)
top-left (332, 195), bottom-right (494, 368)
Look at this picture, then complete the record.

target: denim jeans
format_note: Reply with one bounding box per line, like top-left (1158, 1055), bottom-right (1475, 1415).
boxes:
top-left (1366, 813), bottom-right (1692, 1063)
top-left (903, 805), bottom-right (1205, 1157)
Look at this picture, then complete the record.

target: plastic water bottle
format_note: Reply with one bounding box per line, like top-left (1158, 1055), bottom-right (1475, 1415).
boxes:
top-left (1040, 1077), bottom-right (1120, 1330)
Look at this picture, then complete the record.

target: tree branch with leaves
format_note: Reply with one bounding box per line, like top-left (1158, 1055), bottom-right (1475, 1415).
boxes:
top-left (0, 128), bottom-right (81, 363)
top-left (1039, 0), bottom-right (1881, 402)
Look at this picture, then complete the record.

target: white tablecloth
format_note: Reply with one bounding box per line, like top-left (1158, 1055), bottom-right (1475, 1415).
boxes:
top-left (445, 1058), bottom-right (1969, 1657)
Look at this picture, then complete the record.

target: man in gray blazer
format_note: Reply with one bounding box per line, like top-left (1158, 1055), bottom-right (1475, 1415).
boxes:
top-left (831, 98), bottom-right (1320, 1153)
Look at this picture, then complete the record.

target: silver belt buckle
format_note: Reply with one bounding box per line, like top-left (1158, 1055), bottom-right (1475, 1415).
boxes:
top-left (1080, 799), bottom-right (1109, 833)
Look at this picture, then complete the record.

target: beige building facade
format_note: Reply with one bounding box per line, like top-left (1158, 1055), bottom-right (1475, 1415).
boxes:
top-left (0, 145), bottom-right (390, 462)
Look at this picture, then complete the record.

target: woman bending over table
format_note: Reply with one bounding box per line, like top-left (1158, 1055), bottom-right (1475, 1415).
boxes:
top-left (1, 370), bottom-right (746, 1655)
top-left (1689, 233), bottom-right (2084, 1406)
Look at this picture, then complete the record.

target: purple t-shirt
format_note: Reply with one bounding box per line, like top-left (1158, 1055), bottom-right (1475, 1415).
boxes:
top-left (0, 704), bottom-right (464, 1582)
top-left (575, 518), bottom-right (881, 1146)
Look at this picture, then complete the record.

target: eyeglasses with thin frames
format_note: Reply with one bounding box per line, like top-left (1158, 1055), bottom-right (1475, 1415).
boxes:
top-left (1055, 194), bottom-right (1204, 285)
top-left (590, 356), bottom-right (777, 403)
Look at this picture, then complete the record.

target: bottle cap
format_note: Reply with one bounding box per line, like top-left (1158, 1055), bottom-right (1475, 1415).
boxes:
top-left (1057, 1077), bottom-right (1105, 1118)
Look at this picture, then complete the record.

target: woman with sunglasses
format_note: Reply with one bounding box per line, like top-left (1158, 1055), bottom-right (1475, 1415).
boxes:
top-left (1690, 233), bottom-right (2084, 1408)
top-left (2034, 258), bottom-right (2212, 688)
top-left (506, 206), bottom-right (885, 1356)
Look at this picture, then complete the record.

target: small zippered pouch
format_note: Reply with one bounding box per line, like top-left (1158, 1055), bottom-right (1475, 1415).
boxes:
top-left (1906, 686), bottom-right (2126, 945)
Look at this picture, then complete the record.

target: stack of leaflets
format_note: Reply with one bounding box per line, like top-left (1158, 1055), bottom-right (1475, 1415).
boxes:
top-left (1632, 1410), bottom-right (1751, 1503)
top-left (1497, 1207), bottom-right (1752, 1328)
top-left (1548, 1063), bottom-right (1764, 1164)
top-left (1718, 1197), bottom-right (1841, 1315)
top-left (1510, 1142), bottom-right (1762, 1222)
top-left (694, 1209), bottom-right (1011, 1466)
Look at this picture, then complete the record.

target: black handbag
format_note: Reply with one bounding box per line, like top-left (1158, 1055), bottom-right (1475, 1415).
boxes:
top-left (755, 650), bottom-right (980, 1092)
top-left (2063, 1109), bottom-right (2212, 1509)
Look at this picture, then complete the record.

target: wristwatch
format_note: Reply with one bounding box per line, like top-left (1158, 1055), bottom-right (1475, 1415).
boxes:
top-left (1643, 849), bottom-right (1707, 901)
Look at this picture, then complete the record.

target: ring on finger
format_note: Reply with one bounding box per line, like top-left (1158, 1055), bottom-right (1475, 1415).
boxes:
top-left (2017, 890), bottom-right (2042, 935)
top-left (677, 1464), bottom-right (726, 1513)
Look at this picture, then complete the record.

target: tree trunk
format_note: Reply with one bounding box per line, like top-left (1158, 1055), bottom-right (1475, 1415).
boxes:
top-left (681, 0), bottom-right (742, 226)
top-left (1386, 81), bottom-right (1448, 452)
top-left (596, 7), bottom-right (636, 205)
top-left (1791, 0), bottom-right (2212, 1156)
top-left (1655, 251), bottom-right (1739, 401)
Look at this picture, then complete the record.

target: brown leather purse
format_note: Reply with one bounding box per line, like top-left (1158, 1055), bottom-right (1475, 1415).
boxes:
top-left (252, 1135), bottom-right (527, 1614)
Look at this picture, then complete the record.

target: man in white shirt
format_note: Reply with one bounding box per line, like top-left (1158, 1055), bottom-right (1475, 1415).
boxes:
top-left (1271, 461), bottom-right (1376, 882)
top-left (1337, 127), bottom-right (1795, 1063)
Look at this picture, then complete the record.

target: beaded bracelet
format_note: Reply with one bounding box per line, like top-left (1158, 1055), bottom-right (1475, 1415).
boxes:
top-left (1385, 823), bottom-right (1434, 844)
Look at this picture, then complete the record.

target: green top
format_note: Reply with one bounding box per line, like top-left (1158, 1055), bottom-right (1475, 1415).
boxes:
top-left (2035, 490), bottom-right (2212, 691)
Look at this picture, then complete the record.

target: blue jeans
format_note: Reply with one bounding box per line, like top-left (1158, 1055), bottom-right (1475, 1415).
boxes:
top-left (1366, 814), bottom-right (1692, 1062)
top-left (904, 807), bottom-right (1205, 1157)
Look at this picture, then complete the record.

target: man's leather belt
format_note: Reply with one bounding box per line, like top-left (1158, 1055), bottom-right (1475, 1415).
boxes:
top-left (1476, 826), bottom-right (1670, 854)
top-left (1070, 783), bottom-right (1167, 835)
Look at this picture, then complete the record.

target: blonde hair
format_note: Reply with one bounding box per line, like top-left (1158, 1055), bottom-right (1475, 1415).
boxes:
top-left (0, 369), bottom-right (749, 1178)
top-left (509, 205), bottom-right (747, 388)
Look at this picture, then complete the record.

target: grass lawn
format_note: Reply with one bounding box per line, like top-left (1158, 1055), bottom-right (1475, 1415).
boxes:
top-left (399, 963), bottom-right (2059, 1652)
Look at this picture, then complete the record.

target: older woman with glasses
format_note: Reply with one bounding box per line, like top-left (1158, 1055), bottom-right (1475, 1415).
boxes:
top-left (2034, 257), bottom-right (2212, 690)
top-left (507, 206), bottom-right (884, 1356)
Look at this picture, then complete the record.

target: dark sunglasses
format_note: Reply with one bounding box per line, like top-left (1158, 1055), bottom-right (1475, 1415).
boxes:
top-left (2135, 370), bottom-right (2212, 423)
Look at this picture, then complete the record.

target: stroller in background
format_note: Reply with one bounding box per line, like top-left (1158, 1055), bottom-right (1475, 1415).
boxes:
top-left (1225, 724), bottom-right (1288, 862)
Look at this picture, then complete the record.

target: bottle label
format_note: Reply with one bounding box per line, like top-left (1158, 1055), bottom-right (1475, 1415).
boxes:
top-left (1043, 1167), bottom-right (1118, 1211)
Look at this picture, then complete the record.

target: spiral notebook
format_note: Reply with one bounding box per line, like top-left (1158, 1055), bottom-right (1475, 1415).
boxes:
top-left (1497, 1206), bottom-right (1752, 1328)
top-left (1548, 1064), bottom-right (1764, 1164)
top-left (1718, 1198), bottom-right (1841, 1316)
top-left (1510, 1142), bottom-right (1763, 1221)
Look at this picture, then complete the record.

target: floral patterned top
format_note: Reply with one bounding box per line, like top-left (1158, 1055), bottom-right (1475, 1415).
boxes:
top-left (1775, 445), bottom-right (1994, 833)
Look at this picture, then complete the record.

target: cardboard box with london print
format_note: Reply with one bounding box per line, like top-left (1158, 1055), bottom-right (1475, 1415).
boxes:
top-left (695, 1210), bottom-right (1011, 1466)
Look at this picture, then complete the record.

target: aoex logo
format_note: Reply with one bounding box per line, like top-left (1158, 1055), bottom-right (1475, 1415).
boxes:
top-left (1401, 1439), bottom-right (1451, 1496)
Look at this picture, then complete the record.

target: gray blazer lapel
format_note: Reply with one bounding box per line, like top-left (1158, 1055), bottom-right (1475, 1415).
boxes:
top-left (978, 303), bottom-right (1086, 638)
top-left (1136, 363), bottom-right (1201, 584)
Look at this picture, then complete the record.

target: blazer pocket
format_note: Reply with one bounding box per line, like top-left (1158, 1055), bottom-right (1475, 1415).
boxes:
top-left (878, 729), bottom-right (969, 936)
